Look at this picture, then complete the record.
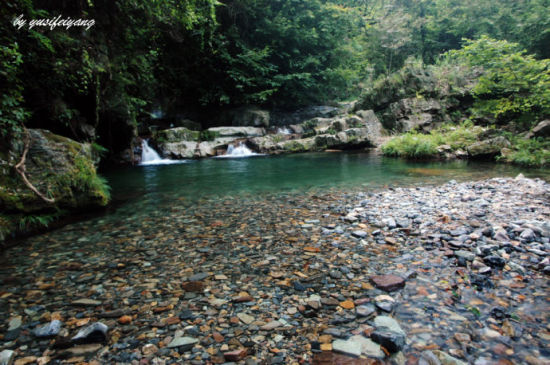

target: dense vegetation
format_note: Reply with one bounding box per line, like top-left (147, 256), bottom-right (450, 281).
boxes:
top-left (2, 0), bottom-right (549, 153)
top-left (375, 37), bottom-right (549, 166)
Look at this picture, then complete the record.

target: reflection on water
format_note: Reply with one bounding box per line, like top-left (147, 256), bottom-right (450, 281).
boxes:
top-left (102, 152), bottom-right (549, 220)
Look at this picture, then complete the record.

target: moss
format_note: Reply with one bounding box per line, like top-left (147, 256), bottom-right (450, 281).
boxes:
top-left (199, 130), bottom-right (220, 142)
top-left (1, 129), bottom-right (111, 242)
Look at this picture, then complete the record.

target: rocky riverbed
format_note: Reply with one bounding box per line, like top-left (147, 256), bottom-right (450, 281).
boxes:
top-left (1, 176), bottom-right (549, 364)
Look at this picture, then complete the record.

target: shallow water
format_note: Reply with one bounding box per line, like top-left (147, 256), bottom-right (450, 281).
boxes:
top-left (105, 151), bottom-right (548, 213)
top-left (1, 152), bottom-right (549, 363)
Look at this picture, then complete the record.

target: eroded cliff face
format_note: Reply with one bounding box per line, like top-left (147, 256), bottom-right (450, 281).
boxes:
top-left (1, 129), bottom-right (110, 242)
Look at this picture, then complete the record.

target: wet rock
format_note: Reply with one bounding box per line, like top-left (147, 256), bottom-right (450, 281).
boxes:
top-left (71, 322), bottom-right (108, 344)
top-left (0, 350), bottom-right (15, 365)
top-left (356, 304), bottom-right (376, 318)
top-left (419, 350), bottom-right (441, 365)
top-left (332, 338), bottom-right (362, 357)
top-left (373, 316), bottom-right (406, 336)
top-left (483, 255), bottom-right (506, 268)
top-left (370, 275), bottom-right (406, 292)
top-left (33, 320), bottom-right (62, 338)
top-left (371, 329), bottom-right (406, 353)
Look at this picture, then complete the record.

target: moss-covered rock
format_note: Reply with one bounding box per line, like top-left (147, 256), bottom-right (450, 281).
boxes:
top-left (154, 127), bottom-right (200, 143)
top-left (0, 129), bottom-right (110, 242)
top-left (467, 136), bottom-right (511, 158)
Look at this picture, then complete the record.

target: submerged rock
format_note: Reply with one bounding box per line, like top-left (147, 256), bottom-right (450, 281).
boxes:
top-left (71, 322), bottom-right (108, 344)
top-left (34, 320), bottom-right (62, 338)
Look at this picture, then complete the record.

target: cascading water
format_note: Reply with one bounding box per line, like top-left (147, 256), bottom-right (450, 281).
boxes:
top-left (276, 127), bottom-right (292, 135)
top-left (216, 142), bottom-right (263, 158)
top-left (140, 139), bottom-right (186, 165)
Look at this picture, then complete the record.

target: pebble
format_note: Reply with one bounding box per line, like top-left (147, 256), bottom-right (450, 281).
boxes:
top-left (370, 274), bottom-right (406, 292)
top-left (0, 177), bottom-right (548, 364)
top-left (33, 320), bottom-right (62, 338)
top-left (0, 350), bottom-right (15, 365)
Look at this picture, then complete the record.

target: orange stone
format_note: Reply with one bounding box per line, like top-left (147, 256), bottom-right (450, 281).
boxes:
top-left (303, 247), bottom-right (321, 253)
top-left (340, 300), bottom-right (355, 309)
top-left (118, 315), bottom-right (132, 324)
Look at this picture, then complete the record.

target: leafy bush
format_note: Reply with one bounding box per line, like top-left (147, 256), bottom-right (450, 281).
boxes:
top-left (445, 37), bottom-right (550, 128)
top-left (381, 131), bottom-right (440, 158)
top-left (501, 136), bottom-right (550, 167)
top-left (381, 121), bottom-right (484, 159)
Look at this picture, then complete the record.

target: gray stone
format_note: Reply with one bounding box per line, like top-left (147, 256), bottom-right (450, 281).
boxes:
top-left (519, 228), bottom-right (535, 241)
top-left (7, 317), bottom-right (21, 332)
top-left (455, 250), bottom-right (475, 262)
top-left (527, 119), bottom-right (550, 138)
top-left (189, 272), bottom-right (209, 281)
top-left (356, 304), bottom-right (376, 318)
top-left (467, 136), bottom-right (511, 158)
top-left (352, 230), bottom-right (368, 238)
top-left (34, 319), bottom-right (62, 337)
top-left (71, 322), bottom-right (108, 344)
top-left (374, 316), bottom-right (406, 336)
top-left (332, 339), bottom-right (362, 357)
top-left (261, 320), bottom-right (283, 330)
top-left (167, 336), bottom-right (199, 349)
top-left (0, 350), bottom-right (15, 365)
top-left (348, 335), bottom-right (385, 359)
top-left (371, 329), bottom-right (406, 353)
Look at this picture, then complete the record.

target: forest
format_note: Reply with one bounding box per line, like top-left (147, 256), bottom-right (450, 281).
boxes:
top-left (0, 1), bottom-right (550, 364)
top-left (2, 0), bottom-right (548, 154)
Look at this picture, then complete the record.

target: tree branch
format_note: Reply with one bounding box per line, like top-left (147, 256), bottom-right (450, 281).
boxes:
top-left (14, 129), bottom-right (56, 204)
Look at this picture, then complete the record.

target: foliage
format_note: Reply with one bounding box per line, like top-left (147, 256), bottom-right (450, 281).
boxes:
top-left (445, 37), bottom-right (550, 127)
top-left (381, 131), bottom-right (440, 159)
top-left (199, 130), bottom-right (220, 142)
top-left (381, 121), bottom-right (484, 159)
top-left (500, 136), bottom-right (550, 167)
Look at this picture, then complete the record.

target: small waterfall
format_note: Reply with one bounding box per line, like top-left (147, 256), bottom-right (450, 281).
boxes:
top-left (140, 139), bottom-right (185, 165)
top-left (276, 127), bottom-right (292, 135)
top-left (216, 142), bottom-right (263, 158)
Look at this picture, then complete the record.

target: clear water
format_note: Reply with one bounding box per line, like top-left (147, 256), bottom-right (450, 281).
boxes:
top-left (104, 151), bottom-right (548, 216)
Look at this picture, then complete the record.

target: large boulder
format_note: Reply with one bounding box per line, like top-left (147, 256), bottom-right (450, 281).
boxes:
top-left (467, 136), bottom-right (511, 158)
top-left (217, 106), bottom-right (270, 127)
top-left (159, 141), bottom-right (198, 159)
top-left (0, 129), bottom-right (110, 241)
top-left (355, 110), bottom-right (384, 142)
top-left (381, 98), bottom-right (443, 132)
top-left (271, 105), bottom-right (341, 125)
top-left (527, 120), bottom-right (550, 138)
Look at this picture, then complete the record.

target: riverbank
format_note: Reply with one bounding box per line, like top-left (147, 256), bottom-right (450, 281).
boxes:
top-left (0, 176), bottom-right (548, 364)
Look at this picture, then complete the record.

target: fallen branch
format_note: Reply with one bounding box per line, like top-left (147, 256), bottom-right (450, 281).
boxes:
top-left (14, 129), bottom-right (56, 204)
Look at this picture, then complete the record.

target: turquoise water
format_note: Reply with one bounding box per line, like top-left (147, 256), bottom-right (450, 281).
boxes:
top-left (104, 152), bottom-right (548, 210)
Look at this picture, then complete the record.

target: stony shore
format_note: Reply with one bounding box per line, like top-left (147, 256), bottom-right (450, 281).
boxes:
top-left (1, 176), bottom-right (549, 365)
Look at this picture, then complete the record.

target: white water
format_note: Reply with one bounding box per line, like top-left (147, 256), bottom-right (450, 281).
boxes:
top-left (140, 140), bottom-right (187, 166)
top-left (216, 142), bottom-right (263, 158)
top-left (276, 127), bottom-right (292, 135)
